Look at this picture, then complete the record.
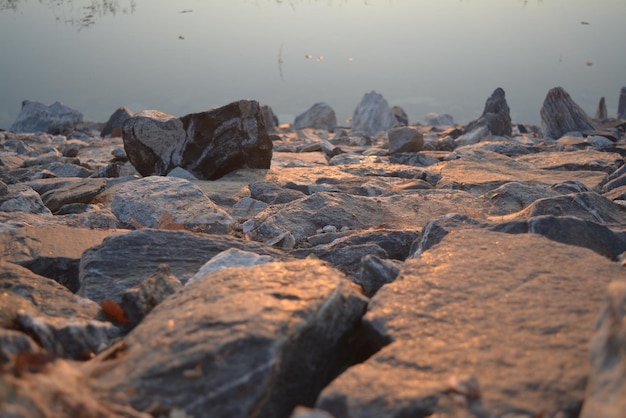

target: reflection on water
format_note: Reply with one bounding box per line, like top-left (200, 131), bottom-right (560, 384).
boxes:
top-left (0, 0), bottom-right (624, 129)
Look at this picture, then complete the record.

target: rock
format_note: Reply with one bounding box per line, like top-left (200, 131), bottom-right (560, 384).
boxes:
top-left (249, 181), bottom-right (307, 204)
top-left (119, 264), bottom-right (183, 327)
top-left (586, 135), bottom-right (614, 150)
top-left (465, 87), bottom-right (512, 137)
top-left (618, 86), bottom-right (626, 119)
top-left (580, 280), bottom-right (626, 418)
top-left (423, 112), bottom-right (454, 126)
top-left (166, 166), bottom-right (198, 180)
top-left (40, 178), bottom-right (107, 213)
top-left (87, 260), bottom-right (370, 418)
top-left (516, 149), bottom-right (623, 174)
top-left (262, 105), bottom-right (279, 131)
top-left (110, 176), bottom-right (234, 233)
top-left (122, 100), bottom-right (273, 180)
top-left (357, 254), bottom-right (402, 297)
top-left (350, 91), bottom-right (396, 136)
top-left (595, 96), bottom-right (608, 120)
top-left (492, 215), bottom-right (626, 260)
top-left (230, 197), bottom-right (269, 219)
top-left (78, 229), bottom-right (287, 304)
top-left (291, 406), bottom-right (336, 418)
top-left (316, 230), bottom-right (625, 417)
top-left (294, 102), bottom-right (337, 131)
top-left (0, 329), bottom-right (41, 363)
top-left (391, 106), bottom-right (408, 126)
top-left (0, 180), bottom-right (8, 196)
top-left (101, 107), bottom-right (133, 138)
top-left (387, 127), bottom-right (424, 154)
top-left (10, 100), bottom-right (85, 134)
top-left (0, 184), bottom-right (51, 214)
top-left (540, 87), bottom-right (595, 139)
top-left (188, 248), bottom-right (275, 285)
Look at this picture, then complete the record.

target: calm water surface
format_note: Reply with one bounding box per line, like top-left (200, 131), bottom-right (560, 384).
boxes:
top-left (1, 0), bottom-right (625, 129)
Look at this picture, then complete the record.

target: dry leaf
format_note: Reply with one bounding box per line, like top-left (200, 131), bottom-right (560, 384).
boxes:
top-left (101, 299), bottom-right (130, 323)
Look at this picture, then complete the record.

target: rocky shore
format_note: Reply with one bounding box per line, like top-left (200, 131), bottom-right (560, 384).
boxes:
top-left (1, 87), bottom-right (626, 418)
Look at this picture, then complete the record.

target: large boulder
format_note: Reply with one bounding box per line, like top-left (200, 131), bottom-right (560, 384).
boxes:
top-left (9, 100), bottom-right (85, 134)
top-left (350, 91), bottom-right (396, 136)
top-left (540, 87), bottom-right (595, 139)
top-left (122, 100), bottom-right (273, 180)
top-left (465, 87), bottom-right (512, 137)
top-left (294, 102), bottom-right (337, 131)
top-left (87, 259), bottom-right (370, 418)
top-left (316, 230), bottom-right (625, 417)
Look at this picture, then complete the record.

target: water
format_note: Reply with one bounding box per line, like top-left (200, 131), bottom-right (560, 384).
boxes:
top-left (1, 0), bottom-right (624, 130)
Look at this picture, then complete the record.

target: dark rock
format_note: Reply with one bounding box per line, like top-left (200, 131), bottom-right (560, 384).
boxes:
top-left (492, 215), bottom-right (626, 260)
top-left (249, 181), bottom-right (307, 204)
top-left (391, 106), bottom-right (408, 126)
top-left (387, 127), bottom-right (424, 154)
top-left (357, 254), bottom-right (402, 297)
top-left (316, 230), bottom-right (624, 417)
top-left (595, 96), bottom-right (608, 120)
top-left (389, 152), bottom-right (438, 167)
top-left (350, 91), bottom-right (396, 136)
top-left (40, 178), bottom-right (107, 213)
top-left (110, 176), bottom-right (234, 233)
top-left (0, 184), bottom-right (52, 214)
top-left (88, 260), bottom-right (370, 418)
top-left (465, 87), bottom-right (512, 137)
top-left (78, 229), bottom-right (288, 304)
top-left (482, 181), bottom-right (566, 216)
top-left (10, 100), bottom-right (85, 134)
top-left (0, 329), bottom-right (41, 363)
top-left (516, 149), bottom-right (623, 174)
top-left (294, 102), bottom-right (337, 131)
top-left (580, 280), bottom-right (626, 418)
top-left (111, 146), bottom-right (128, 161)
top-left (18, 257), bottom-right (80, 293)
top-left (261, 105), bottom-right (279, 132)
top-left (120, 264), bottom-right (183, 327)
top-left (122, 100), bottom-right (273, 180)
top-left (101, 107), bottom-right (133, 138)
top-left (618, 86), bottom-right (626, 119)
top-left (411, 213), bottom-right (489, 257)
top-left (540, 87), bottom-right (595, 139)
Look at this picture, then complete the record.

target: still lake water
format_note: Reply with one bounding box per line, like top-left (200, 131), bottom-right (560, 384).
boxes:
top-left (0, 0), bottom-right (625, 130)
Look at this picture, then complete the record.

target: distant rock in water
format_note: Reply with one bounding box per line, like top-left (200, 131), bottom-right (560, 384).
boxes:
top-left (294, 102), bottom-right (337, 131)
top-left (540, 86), bottom-right (595, 139)
top-left (10, 100), bottom-right (85, 135)
top-left (101, 107), bottom-right (133, 138)
top-left (618, 86), bottom-right (626, 119)
top-left (424, 112), bottom-right (454, 126)
top-left (350, 91), bottom-right (396, 136)
top-left (122, 100), bottom-right (273, 180)
top-left (595, 97), bottom-right (608, 121)
top-left (465, 87), bottom-right (512, 137)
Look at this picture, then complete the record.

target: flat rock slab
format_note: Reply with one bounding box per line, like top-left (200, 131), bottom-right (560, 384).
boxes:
top-left (317, 230), bottom-right (625, 417)
top-left (438, 151), bottom-right (607, 192)
top-left (87, 259), bottom-right (368, 418)
top-left (78, 229), bottom-right (290, 304)
top-left (40, 178), bottom-right (107, 213)
top-left (515, 149), bottom-right (623, 174)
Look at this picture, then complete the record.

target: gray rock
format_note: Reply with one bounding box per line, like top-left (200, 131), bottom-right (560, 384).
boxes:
top-left (166, 166), bottom-right (198, 180)
top-left (492, 215), bottom-right (626, 260)
top-left (423, 112), bottom-right (454, 126)
top-left (88, 260), bottom-right (370, 418)
top-left (0, 180), bottom-right (8, 196)
top-left (411, 213), bottom-right (490, 257)
top-left (188, 248), bottom-right (275, 285)
top-left (230, 197), bottom-right (269, 219)
top-left (540, 87), bottom-right (595, 139)
top-left (350, 91), bottom-right (396, 136)
top-left (387, 127), bottom-right (424, 154)
top-left (42, 161), bottom-right (94, 178)
top-left (40, 178), bottom-right (107, 213)
top-left (101, 107), bottom-right (133, 138)
top-left (465, 88), bottom-right (512, 137)
top-left (357, 254), bottom-right (402, 297)
top-left (0, 184), bottom-right (52, 214)
top-left (262, 105), bottom-right (279, 131)
top-left (78, 229), bottom-right (287, 304)
top-left (0, 329), bottom-right (41, 363)
top-left (618, 86), bottom-right (626, 119)
top-left (580, 280), bottom-right (626, 418)
top-left (391, 106), bottom-right (409, 126)
top-left (516, 149), bottom-right (623, 174)
top-left (10, 100), bottom-right (85, 134)
top-left (249, 181), bottom-right (307, 204)
top-left (294, 102), bottom-right (337, 131)
top-left (316, 230), bottom-right (625, 417)
top-left (111, 176), bottom-right (234, 233)
top-left (122, 100), bottom-right (273, 180)
top-left (595, 96), bottom-right (608, 120)
top-left (120, 264), bottom-right (183, 327)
